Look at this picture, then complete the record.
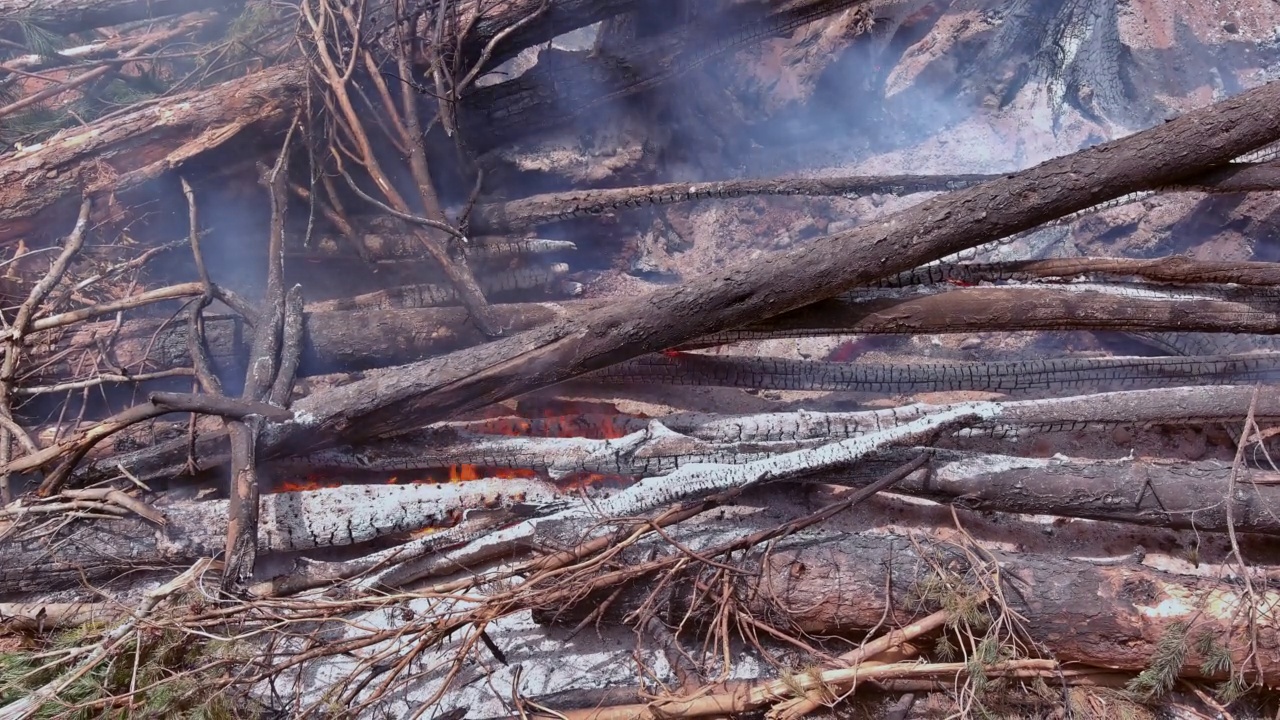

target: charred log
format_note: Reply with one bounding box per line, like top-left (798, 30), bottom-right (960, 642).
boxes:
top-left (0, 479), bottom-right (560, 595)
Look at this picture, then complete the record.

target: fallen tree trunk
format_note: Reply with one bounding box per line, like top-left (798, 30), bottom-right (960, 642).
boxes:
top-left (833, 449), bottom-right (1280, 535)
top-left (542, 530), bottom-right (1280, 682)
top-left (0, 479), bottom-right (560, 595)
top-left (54, 80), bottom-right (1280, 485)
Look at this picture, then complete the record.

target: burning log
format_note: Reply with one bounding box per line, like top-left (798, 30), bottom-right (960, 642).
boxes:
top-left (36, 82), bottom-right (1280, 489)
top-left (254, 78), bottom-right (1280, 453)
top-left (25, 270), bottom-right (1280, 389)
top-left (0, 478), bottom-right (560, 596)
top-left (356, 404), bottom-right (994, 589)
top-left (447, 385), bottom-right (1280, 445)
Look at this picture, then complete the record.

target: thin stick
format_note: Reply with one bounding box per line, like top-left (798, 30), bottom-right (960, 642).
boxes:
top-left (0, 198), bottom-right (90, 502)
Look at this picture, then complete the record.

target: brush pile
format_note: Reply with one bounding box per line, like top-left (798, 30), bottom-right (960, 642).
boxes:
top-left (2, 1), bottom-right (1280, 717)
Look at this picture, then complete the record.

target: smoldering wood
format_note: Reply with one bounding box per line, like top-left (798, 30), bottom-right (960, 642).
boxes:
top-left (0, 479), bottom-right (562, 596)
top-left (356, 405), bottom-right (995, 590)
top-left (457, 0), bottom-right (861, 151)
top-left (539, 530), bottom-right (1280, 679)
top-left (592, 351), bottom-right (1280, 395)
top-left (0, 0), bottom-right (638, 247)
top-left (276, 433), bottom-right (1280, 536)
top-left (67, 82), bottom-right (1280, 486)
top-left (306, 263), bottom-right (570, 311)
top-left (466, 162), bottom-right (1280, 235)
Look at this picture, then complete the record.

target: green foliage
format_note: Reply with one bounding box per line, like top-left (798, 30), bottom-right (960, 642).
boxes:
top-left (1126, 621), bottom-right (1190, 699)
top-left (10, 19), bottom-right (68, 61)
top-left (1195, 630), bottom-right (1234, 677)
top-left (0, 627), bottom-right (255, 719)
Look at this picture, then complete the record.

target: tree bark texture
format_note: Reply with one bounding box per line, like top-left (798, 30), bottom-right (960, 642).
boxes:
top-left (0, 64), bottom-right (306, 247)
top-left (542, 531), bottom-right (1280, 680)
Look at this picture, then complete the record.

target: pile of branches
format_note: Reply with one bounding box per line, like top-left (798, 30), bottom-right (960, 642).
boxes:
top-left (2, 0), bottom-right (1280, 718)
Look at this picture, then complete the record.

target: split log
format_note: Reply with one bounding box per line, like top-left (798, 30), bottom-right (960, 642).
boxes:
top-left (0, 479), bottom-right (561, 595)
top-left (45, 80), bottom-right (1280, 486)
top-left (542, 530), bottom-right (1280, 681)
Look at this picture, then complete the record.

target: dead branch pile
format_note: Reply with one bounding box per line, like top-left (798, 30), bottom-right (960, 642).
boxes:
top-left (2, 0), bottom-right (1280, 718)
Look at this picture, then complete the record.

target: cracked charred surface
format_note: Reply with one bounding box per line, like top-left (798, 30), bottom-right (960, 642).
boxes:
top-left (0, 479), bottom-right (560, 595)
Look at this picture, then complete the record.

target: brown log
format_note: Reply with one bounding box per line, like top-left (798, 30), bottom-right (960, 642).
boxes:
top-left (542, 531), bottom-right (1280, 682)
top-left (0, 63), bottom-right (306, 247)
